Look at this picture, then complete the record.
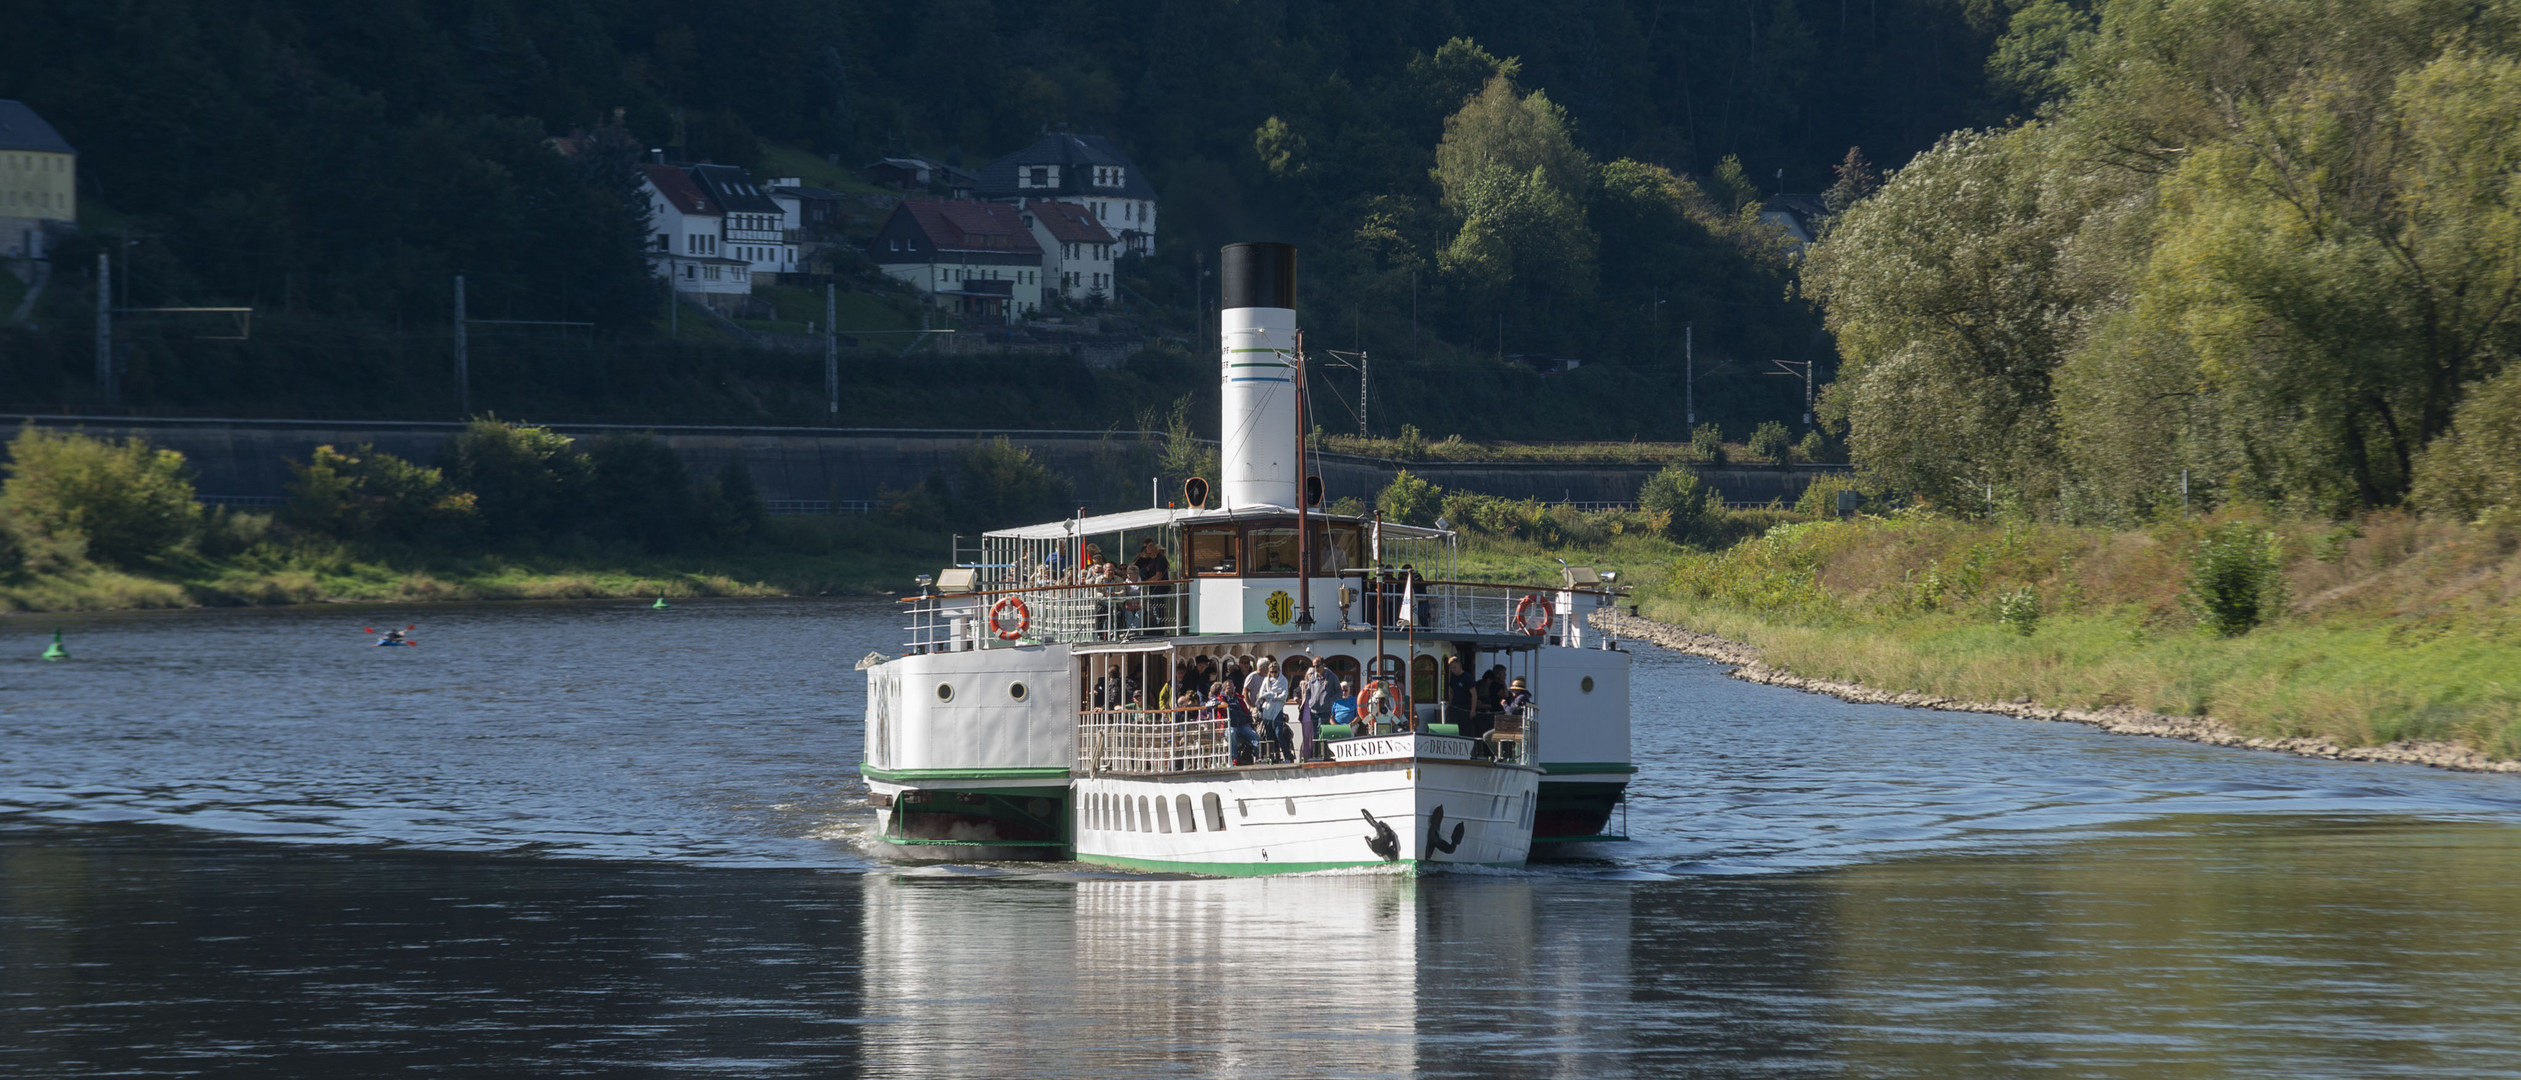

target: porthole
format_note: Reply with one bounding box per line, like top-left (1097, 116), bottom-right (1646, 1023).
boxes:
top-left (1581, 676), bottom-right (1596, 694)
top-left (936, 683), bottom-right (955, 702)
top-left (1008, 681), bottom-right (1029, 702)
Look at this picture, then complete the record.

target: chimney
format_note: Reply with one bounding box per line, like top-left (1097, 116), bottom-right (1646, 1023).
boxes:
top-left (1217, 242), bottom-right (1299, 510)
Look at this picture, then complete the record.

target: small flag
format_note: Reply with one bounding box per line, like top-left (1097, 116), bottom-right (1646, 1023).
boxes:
top-left (1370, 520), bottom-right (1382, 563)
top-left (1397, 575), bottom-right (1414, 625)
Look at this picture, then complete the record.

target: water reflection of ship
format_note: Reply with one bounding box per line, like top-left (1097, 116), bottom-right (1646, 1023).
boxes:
top-left (856, 872), bottom-right (1635, 1077)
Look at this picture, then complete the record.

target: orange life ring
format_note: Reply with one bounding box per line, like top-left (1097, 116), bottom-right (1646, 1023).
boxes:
top-left (1358, 679), bottom-right (1401, 719)
top-left (1512, 593), bottom-right (1552, 636)
top-left (988, 595), bottom-right (1031, 640)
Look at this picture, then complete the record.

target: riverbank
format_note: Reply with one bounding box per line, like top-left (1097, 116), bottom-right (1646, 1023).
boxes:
top-left (1594, 611), bottom-right (2521, 775)
top-left (1605, 510), bottom-right (2521, 771)
top-left (0, 515), bottom-right (939, 612)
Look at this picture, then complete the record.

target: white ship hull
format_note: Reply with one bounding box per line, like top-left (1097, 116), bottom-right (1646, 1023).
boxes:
top-left (1075, 749), bottom-right (1541, 875)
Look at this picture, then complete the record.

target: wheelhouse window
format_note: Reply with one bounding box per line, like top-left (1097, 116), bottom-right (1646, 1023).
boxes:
top-left (1188, 528), bottom-right (1238, 576)
top-left (1247, 528), bottom-right (1300, 575)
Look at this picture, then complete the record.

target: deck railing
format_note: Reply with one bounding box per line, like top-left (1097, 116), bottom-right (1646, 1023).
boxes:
top-left (1076, 706), bottom-right (1230, 775)
top-left (899, 580), bottom-right (1192, 654)
top-left (900, 576), bottom-right (1613, 651)
top-left (1340, 577), bottom-right (1605, 642)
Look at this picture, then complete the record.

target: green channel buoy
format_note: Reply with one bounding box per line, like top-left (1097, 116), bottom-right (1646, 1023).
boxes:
top-left (41, 628), bottom-right (66, 661)
top-left (652, 594), bottom-right (670, 610)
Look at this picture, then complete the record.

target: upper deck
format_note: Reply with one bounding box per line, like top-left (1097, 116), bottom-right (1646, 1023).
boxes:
top-left (897, 505), bottom-right (1621, 653)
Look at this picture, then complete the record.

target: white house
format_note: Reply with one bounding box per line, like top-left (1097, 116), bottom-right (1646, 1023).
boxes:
top-left (979, 133), bottom-right (1158, 256)
top-left (0, 100), bottom-right (76, 261)
top-left (638, 164), bottom-right (750, 300)
top-left (691, 163), bottom-right (796, 279)
top-left (1020, 201), bottom-right (1116, 304)
top-left (868, 199), bottom-right (1045, 326)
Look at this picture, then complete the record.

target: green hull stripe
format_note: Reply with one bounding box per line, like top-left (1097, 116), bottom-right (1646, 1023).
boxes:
top-left (1539, 763), bottom-right (1638, 776)
top-left (880, 837), bottom-right (1071, 848)
top-left (861, 765), bottom-right (1072, 783)
top-left (1077, 852), bottom-right (1523, 877)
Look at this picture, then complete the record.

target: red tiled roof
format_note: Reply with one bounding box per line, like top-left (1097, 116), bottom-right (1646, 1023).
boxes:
top-left (1026, 201), bottom-right (1114, 244)
top-left (641, 164), bottom-right (719, 217)
top-left (900, 199), bottom-right (1042, 254)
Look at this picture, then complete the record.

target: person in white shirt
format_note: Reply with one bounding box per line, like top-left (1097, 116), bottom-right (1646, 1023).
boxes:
top-left (1243, 658), bottom-right (1290, 764)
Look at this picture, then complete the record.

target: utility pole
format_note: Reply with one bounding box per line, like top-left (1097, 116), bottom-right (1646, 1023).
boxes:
top-left (669, 279), bottom-right (678, 337)
top-left (824, 283), bottom-right (840, 421)
top-left (1684, 322), bottom-right (1694, 428)
top-left (95, 253), bottom-right (113, 404)
top-left (1766, 357), bottom-right (1815, 427)
top-left (1358, 350), bottom-right (1370, 437)
top-left (453, 274), bottom-right (469, 417)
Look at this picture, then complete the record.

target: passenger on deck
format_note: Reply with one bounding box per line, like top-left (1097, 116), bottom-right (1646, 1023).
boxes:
top-left (1479, 665), bottom-right (1507, 713)
top-left (1220, 680), bottom-right (1259, 766)
top-left (1132, 540), bottom-right (1172, 630)
top-left (1445, 655), bottom-right (1475, 727)
top-left (1503, 677), bottom-right (1531, 717)
top-left (1246, 659), bottom-right (1290, 764)
top-left (1298, 663), bottom-right (1333, 761)
top-left (1331, 681), bottom-right (1359, 728)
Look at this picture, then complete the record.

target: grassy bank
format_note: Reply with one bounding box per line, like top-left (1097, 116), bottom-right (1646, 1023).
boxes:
top-left (1618, 511), bottom-right (2521, 760)
top-left (0, 515), bottom-right (943, 612)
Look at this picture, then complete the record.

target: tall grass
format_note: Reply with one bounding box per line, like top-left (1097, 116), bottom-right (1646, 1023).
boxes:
top-left (1633, 510), bottom-right (2521, 758)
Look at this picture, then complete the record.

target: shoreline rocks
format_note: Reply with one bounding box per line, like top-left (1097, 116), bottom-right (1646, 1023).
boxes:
top-left (1593, 610), bottom-right (2521, 776)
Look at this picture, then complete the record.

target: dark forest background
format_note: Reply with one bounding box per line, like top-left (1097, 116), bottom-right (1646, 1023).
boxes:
top-left (0, 0), bottom-right (2026, 440)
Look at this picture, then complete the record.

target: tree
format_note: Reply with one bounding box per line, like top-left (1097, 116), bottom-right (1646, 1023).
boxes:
top-left (2411, 364), bottom-right (2521, 522)
top-left (1803, 127), bottom-right (2116, 509)
top-left (1821, 147), bottom-right (1878, 214)
top-left (1377, 470), bottom-right (1440, 526)
top-left (1636, 464), bottom-right (1712, 542)
top-left (438, 418), bottom-right (591, 541)
top-left (584, 432), bottom-right (694, 551)
top-left (1748, 420), bottom-right (1794, 464)
top-left (1432, 76), bottom-right (1591, 210)
top-left (286, 444), bottom-right (476, 541)
top-left (0, 426), bottom-right (200, 566)
top-left (1431, 75), bottom-right (1598, 304)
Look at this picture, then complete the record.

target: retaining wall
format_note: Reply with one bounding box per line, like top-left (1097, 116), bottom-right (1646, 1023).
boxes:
top-left (0, 415), bottom-right (1847, 510)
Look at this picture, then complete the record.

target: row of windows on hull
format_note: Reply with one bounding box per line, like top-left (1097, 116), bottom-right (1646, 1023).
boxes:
top-left (1085, 790), bottom-right (1229, 834)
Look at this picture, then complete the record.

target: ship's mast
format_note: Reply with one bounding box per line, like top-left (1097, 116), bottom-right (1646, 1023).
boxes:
top-left (1294, 328), bottom-right (1313, 630)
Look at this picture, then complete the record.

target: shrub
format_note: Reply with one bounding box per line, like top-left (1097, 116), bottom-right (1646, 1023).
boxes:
top-left (695, 460), bottom-right (764, 541)
top-left (2188, 522), bottom-right (2285, 636)
top-left (1794, 473), bottom-right (1866, 518)
top-left (1794, 429), bottom-right (1831, 464)
top-left (1689, 423), bottom-right (1727, 464)
top-left (0, 426), bottom-right (201, 566)
top-left (1636, 464), bottom-right (1713, 542)
top-left (1748, 420), bottom-right (1793, 464)
top-left (1377, 469), bottom-right (1441, 526)
top-left (2411, 365), bottom-right (2521, 522)
top-left (953, 436), bottom-right (1074, 530)
top-left (286, 444), bottom-right (476, 541)
top-left (439, 417), bottom-right (590, 541)
top-left (1997, 584), bottom-right (2039, 636)
top-left (1396, 424), bottom-right (1428, 461)
top-left (584, 432), bottom-right (693, 551)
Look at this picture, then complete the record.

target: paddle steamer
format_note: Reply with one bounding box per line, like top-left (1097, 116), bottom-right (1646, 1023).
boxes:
top-left (860, 242), bottom-right (1633, 873)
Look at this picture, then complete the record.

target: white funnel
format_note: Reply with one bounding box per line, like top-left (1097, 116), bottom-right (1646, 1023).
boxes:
top-left (1218, 242), bottom-right (1298, 509)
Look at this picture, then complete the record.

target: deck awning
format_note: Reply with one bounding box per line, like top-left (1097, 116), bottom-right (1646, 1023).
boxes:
top-left (982, 506), bottom-right (1451, 541)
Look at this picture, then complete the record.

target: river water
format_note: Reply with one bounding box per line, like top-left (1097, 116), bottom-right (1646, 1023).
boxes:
top-left (4, 598), bottom-right (2518, 1077)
